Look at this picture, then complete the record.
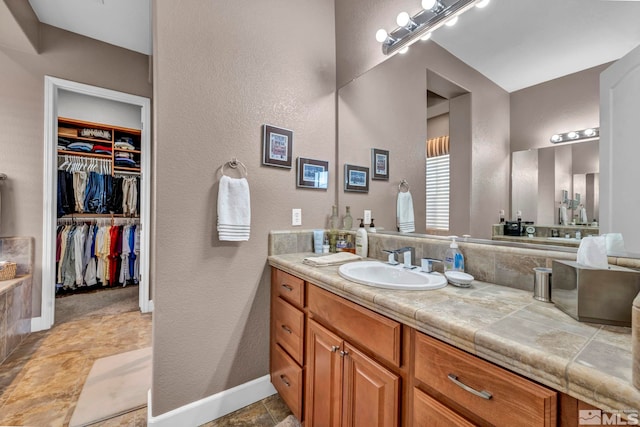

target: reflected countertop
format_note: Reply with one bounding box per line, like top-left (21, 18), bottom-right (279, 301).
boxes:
top-left (268, 252), bottom-right (639, 414)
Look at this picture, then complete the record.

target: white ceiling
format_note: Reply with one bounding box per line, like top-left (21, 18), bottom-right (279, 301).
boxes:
top-left (28, 0), bottom-right (151, 55)
top-left (25, 0), bottom-right (640, 92)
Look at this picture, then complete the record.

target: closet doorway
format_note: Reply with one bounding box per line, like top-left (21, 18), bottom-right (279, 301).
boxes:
top-left (38, 76), bottom-right (152, 331)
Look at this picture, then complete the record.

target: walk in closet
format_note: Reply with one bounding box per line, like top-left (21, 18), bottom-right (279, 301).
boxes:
top-left (56, 117), bottom-right (143, 295)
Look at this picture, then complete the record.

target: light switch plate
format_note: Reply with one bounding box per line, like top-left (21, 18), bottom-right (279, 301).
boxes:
top-left (364, 210), bottom-right (372, 225)
top-left (292, 208), bottom-right (302, 226)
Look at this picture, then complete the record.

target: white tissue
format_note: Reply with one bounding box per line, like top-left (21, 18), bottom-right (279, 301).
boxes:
top-left (605, 233), bottom-right (626, 255)
top-left (576, 235), bottom-right (609, 269)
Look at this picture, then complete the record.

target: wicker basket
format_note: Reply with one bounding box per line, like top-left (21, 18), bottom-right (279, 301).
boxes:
top-left (0, 262), bottom-right (17, 281)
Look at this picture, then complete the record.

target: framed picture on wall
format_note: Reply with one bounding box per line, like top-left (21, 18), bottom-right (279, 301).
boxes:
top-left (297, 157), bottom-right (329, 189)
top-left (371, 148), bottom-right (389, 180)
top-left (344, 164), bottom-right (369, 193)
top-left (262, 124), bottom-right (293, 168)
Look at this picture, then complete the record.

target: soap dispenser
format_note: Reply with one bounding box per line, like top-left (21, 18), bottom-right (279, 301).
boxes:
top-left (355, 219), bottom-right (368, 257)
top-left (444, 238), bottom-right (465, 272)
top-left (368, 218), bottom-right (377, 233)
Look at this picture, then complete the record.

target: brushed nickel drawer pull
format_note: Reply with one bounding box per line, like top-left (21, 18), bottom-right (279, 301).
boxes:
top-left (281, 325), bottom-right (292, 334)
top-left (340, 350), bottom-right (349, 357)
top-left (281, 284), bottom-right (293, 292)
top-left (279, 375), bottom-right (291, 387)
top-left (447, 374), bottom-right (492, 400)
top-left (331, 345), bottom-right (340, 352)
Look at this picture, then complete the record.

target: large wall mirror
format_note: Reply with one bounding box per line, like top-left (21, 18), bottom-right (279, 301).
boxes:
top-left (511, 140), bottom-right (599, 226)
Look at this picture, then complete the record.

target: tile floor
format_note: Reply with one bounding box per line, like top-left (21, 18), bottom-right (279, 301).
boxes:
top-left (0, 286), bottom-right (292, 427)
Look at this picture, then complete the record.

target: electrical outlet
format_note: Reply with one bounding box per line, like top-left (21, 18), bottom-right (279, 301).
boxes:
top-left (292, 208), bottom-right (302, 226)
top-left (364, 210), bottom-right (372, 225)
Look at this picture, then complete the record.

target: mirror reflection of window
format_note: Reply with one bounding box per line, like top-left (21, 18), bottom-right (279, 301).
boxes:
top-left (426, 90), bottom-right (450, 232)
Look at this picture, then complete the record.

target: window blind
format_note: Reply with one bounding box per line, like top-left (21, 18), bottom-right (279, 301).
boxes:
top-left (426, 154), bottom-right (450, 230)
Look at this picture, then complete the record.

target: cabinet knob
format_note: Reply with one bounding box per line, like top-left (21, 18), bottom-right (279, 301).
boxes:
top-left (447, 374), bottom-right (492, 400)
top-left (281, 325), bottom-right (292, 334)
top-left (340, 350), bottom-right (349, 357)
top-left (331, 345), bottom-right (340, 352)
top-left (279, 374), bottom-right (291, 387)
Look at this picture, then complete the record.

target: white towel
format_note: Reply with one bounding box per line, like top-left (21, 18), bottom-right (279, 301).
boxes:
top-left (397, 191), bottom-right (415, 233)
top-left (303, 252), bottom-right (362, 267)
top-left (579, 207), bottom-right (588, 224)
top-left (559, 205), bottom-right (568, 225)
top-left (217, 175), bottom-right (251, 241)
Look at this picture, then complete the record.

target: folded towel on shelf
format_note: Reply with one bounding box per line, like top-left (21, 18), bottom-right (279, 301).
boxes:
top-left (217, 175), bottom-right (251, 241)
top-left (397, 191), bottom-right (415, 233)
top-left (303, 252), bottom-right (362, 267)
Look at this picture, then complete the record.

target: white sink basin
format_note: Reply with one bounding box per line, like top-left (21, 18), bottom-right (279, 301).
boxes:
top-left (338, 261), bottom-right (447, 290)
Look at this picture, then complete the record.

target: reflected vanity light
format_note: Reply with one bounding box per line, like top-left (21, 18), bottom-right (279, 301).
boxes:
top-left (550, 127), bottom-right (600, 144)
top-left (375, 0), bottom-right (490, 56)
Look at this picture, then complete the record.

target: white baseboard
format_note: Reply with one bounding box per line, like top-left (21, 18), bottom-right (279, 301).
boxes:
top-left (147, 374), bottom-right (277, 427)
top-left (30, 316), bottom-right (50, 332)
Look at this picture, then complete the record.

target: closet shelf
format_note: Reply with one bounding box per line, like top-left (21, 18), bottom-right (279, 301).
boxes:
top-left (114, 148), bottom-right (141, 154)
top-left (57, 150), bottom-right (112, 160)
top-left (114, 166), bottom-right (141, 172)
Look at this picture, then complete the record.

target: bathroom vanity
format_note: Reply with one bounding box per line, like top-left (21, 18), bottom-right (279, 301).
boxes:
top-left (268, 251), bottom-right (639, 426)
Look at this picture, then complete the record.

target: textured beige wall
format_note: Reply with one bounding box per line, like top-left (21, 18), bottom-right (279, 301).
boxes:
top-left (337, 40), bottom-right (510, 239)
top-left (152, 0), bottom-right (336, 416)
top-left (0, 24), bottom-right (152, 315)
top-left (510, 63), bottom-right (608, 153)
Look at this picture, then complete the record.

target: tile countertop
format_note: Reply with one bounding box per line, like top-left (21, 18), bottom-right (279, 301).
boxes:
top-left (268, 252), bottom-right (640, 414)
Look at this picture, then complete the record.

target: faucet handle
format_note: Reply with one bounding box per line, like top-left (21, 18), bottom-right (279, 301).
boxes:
top-left (421, 258), bottom-right (442, 273)
top-left (382, 249), bottom-right (399, 265)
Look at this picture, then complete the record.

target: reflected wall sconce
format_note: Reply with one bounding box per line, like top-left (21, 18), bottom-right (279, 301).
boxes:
top-left (550, 127), bottom-right (599, 144)
top-left (376, 0), bottom-right (490, 56)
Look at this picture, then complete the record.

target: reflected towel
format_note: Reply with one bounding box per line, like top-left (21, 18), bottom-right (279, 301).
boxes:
top-left (579, 207), bottom-right (588, 224)
top-left (303, 252), bottom-right (362, 267)
top-left (559, 206), bottom-right (568, 225)
top-left (217, 176), bottom-right (251, 241)
top-left (397, 191), bottom-right (415, 233)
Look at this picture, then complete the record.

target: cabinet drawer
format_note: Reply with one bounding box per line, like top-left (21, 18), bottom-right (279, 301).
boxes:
top-left (273, 268), bottom-right (305, 308)
top-left (414, 332), bottom-right (556, 426)
top-left (307, 284), bottom-right (401, 367)
top-left (272, 344), bottom-right (303, 421)
top-left (413, 387), bottom-right (477, 427)
top-left (274, 297), bottom-right (305, 365)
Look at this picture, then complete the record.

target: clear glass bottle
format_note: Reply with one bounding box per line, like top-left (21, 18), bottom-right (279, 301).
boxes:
top-left (343, 206), bottom-right (353, 230)
top-left (330, 205), bottom-right (340, 230)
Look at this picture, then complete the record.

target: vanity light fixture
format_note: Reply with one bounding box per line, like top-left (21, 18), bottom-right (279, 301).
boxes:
top-left (550, 127), bottom-right (600, 144)
top-left (376, 0), bottom-right (490, 56)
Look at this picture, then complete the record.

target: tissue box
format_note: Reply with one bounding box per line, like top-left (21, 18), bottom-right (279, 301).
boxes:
top-left (551, 260), bottom-right (640, 327)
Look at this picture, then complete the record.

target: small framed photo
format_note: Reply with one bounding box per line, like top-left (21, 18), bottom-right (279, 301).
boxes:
top-left (344, 164), bottom-right (369, 193)
top-left (371, 148), bottom-right (389, 180)
top-left (262, 124), bottom-right (293, 168)
top-left (297, 157), bottom-right (329, 189)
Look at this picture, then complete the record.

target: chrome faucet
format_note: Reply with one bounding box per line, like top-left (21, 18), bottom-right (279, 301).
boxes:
top-left (383, 247), bottom-right (415, 268)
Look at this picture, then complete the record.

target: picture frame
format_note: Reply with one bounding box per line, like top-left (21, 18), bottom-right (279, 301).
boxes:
top-left (297, 157), bottom-right (329, 189)
top-left (371, 148), bottom-right (389, 180)
top-left (262, 124), bottom-right (293, 168)
top-left (344, 164), bottom-right (369, 193)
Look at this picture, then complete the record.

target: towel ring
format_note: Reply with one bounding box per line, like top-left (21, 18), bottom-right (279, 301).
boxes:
top-left (399, 179), bottom-right (409, 192)
top-left (221, 158), bottom-right (248, 178)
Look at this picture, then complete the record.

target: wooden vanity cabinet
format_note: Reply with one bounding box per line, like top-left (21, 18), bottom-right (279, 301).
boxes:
top-left (270, 269), bottom-right (306, 421)
top-left (412, 330), bottom-right (557, 426)
top-left (306, 285), bottom-right (402, 427)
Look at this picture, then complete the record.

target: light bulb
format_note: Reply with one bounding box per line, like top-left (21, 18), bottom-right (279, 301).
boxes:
top-left (420, 32), bottom-right (432, 41)
top-left (584, 128), bottom-right (596, 137)
top-left (397, 12), bottom-right (410, 27)
top-left (422, 0), bottom-right (437, 10)
top-left (376, 29), bottom-right (389, 43)
top-left (445, 15), bottom-right (459, 26)
top-left (568, 131), bottom-right (579, 139)
top-left (475, 0), bottom-right (490, 8)
top-left (399, 46), bottom-right (409, 54)
top-left (551, 134), bottom-right (563, 143)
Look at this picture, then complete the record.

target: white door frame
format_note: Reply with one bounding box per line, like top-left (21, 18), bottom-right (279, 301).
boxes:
top-left (35, 76), bottom-right (153, 332)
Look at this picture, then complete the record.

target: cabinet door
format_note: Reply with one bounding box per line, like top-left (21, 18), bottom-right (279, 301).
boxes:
top-left (306, 319), bottom-right (343, 427)
top-left (342, 342), bottom-right (399, 427)
top-left (413, 387), bottom-right (477, 427)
